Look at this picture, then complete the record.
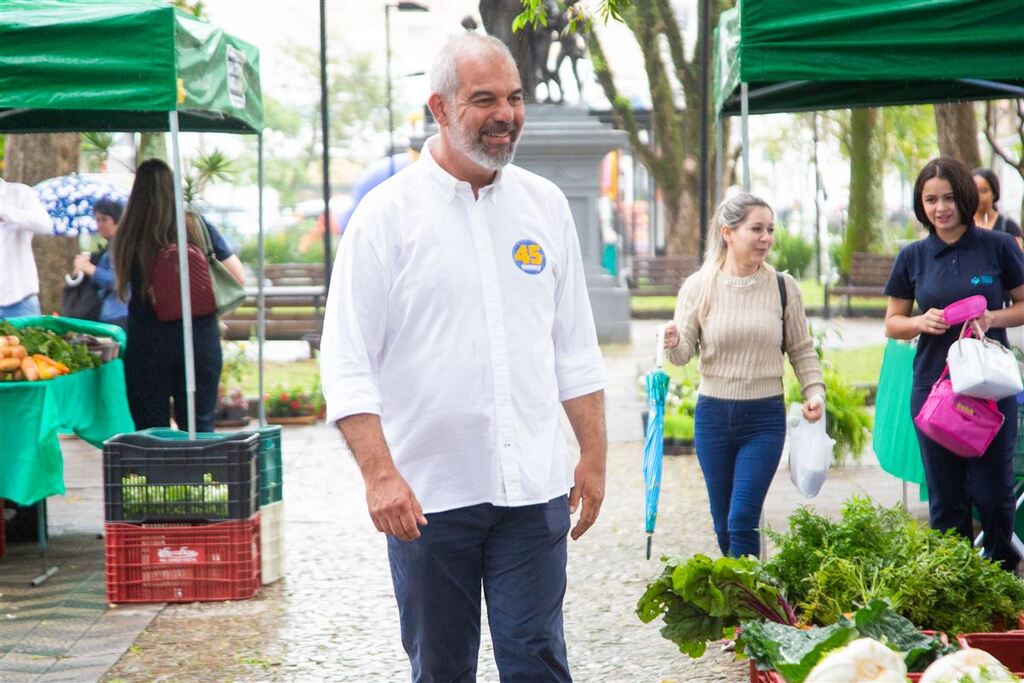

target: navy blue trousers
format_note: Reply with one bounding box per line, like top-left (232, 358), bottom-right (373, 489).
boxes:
top-left (386, 496), bottom-right (571, 683)
top-left (911, 386), bottom-right (1019, 572)
top-left (694, 395), bottom-right (787, 558)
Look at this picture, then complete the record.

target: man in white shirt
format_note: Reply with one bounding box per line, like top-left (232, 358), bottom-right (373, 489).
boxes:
top-left (320, 33), bottom-right (607, 681)
top-left (0, 177), bottom-right (52, 318)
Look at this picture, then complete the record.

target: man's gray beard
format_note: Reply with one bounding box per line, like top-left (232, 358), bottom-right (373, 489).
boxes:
top-left (448, 118), bottom-right (519, 171)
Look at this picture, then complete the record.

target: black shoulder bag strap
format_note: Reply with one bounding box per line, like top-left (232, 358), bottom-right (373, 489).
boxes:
top-left (777, 272), bottom-right (787, 353)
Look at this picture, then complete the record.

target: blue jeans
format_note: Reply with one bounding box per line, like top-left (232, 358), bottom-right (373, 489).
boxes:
top-left (386, 496), bottom-right (571, 683)
top-left (0, 295), bottom-right (41, 319)
top-left (694, 395), bottom-right (786, 558)
top-left (910, 386), bottom-right (1019, 572)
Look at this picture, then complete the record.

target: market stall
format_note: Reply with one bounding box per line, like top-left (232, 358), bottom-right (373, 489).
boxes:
top-left (0, 318), bottom-right (133, 507)
top-left (0, 0), bottom-right (267, 435)
top-left (711, 0), bottom-right (1024, 190)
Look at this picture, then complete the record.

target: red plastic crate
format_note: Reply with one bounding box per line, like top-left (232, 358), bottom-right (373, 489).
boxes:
top-left (956, 632), bottom-right (1024, 674)
top-left (105, 515), bottom-right (260, 603)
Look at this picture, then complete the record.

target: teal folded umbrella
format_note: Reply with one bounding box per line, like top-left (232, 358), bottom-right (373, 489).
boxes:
top-left (643, 330), bottom-right (670, 559)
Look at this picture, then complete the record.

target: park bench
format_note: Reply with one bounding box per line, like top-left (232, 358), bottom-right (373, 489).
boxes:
top-left (627, 255), bottom-right (701, 297)
top-left (220, 262), bottom-right (328, 343)
top-left (823, 252), bottom-right (895, 318)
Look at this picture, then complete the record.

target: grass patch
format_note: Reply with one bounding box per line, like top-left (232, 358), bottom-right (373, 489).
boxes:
top-left (630, 279), bottom-right (888, 316)
top-left (235, 358), bottom-right (321, 396)
top-left (662, 344), bottom-right (885, 389)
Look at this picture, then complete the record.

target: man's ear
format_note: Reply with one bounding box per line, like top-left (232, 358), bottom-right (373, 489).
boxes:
top-left (428, 93), bottom-right (449, 127)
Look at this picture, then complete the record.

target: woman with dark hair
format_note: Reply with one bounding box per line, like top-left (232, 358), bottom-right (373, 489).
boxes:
top-left (72, 196), bottom-right (127, 327)
top-left (973, 167), bottom-right (1023, 250)
top-left (113, 159), bottom-right (245, 432)
top-left (884, 157), bottom-right (1024, 572)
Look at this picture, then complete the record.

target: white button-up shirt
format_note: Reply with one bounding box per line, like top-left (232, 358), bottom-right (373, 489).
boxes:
top-left (320, 137), bottom-right (606, 514)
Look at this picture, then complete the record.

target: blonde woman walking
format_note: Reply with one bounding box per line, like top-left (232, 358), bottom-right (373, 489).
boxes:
top-left (663, 193), bottom-right (825, 558)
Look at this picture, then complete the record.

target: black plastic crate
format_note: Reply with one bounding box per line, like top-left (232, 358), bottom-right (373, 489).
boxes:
top-left (104, 432), bottom-right (259, 523)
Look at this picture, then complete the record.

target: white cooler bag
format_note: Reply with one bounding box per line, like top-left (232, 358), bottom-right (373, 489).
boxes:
top-left (947, 321), bottom-right (1023, 401)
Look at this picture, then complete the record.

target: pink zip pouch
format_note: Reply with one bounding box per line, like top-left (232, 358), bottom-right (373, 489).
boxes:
top-left (943, 295), bottom-right (987, 326)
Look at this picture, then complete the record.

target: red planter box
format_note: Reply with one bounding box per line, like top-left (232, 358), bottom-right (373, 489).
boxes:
top-left (105, 515), bottom-right (260, 603)
top-left (955, 632), bottom-right (1024, 675)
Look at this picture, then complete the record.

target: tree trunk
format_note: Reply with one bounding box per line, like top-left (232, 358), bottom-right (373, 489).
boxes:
top-left (479, 0), bottom-right (538, 102)
top-left (934, 102), bottom-right (981, 168)
top-left (665, 168), bottom-right (700, 257)
top-left (841, 108), bottom-right (884, 276)
top-left (137, 132), bottom-right (168, 165)
top-left (5, 134), bottom-right (80, 316)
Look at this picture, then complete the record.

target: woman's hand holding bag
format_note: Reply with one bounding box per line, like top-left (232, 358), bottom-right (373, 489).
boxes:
top-left (947, 319), bottom-right (1023, 400)
top-left (787, 397), bottom-right (833, 498)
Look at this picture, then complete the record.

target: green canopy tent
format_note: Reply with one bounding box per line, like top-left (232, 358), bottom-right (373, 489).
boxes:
top-left (0, 0), bottom-right (269, 436)
top-left (712, 0), bottom-right (1024, 191)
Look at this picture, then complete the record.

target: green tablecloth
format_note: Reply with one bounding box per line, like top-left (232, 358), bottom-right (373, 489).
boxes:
top-left (872, 339), bottom-right (927, 497)
top-left (0, 317), bottom-right (134, 506)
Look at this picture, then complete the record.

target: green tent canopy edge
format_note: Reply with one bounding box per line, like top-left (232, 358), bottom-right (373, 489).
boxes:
top-left (0, 0), bottom-right (262, 134)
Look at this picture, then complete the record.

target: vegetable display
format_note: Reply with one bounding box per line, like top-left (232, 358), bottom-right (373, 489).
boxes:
top-left (0, 322), bottom-right (109, 382)
top-left (764, 498), bottom-right (1024, 634)
top-left (121, 473), bottom-right (229, 518)
top-left (740, 600), bottom-right (957, 682)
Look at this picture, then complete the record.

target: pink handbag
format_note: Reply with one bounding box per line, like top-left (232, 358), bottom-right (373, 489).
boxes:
top-left (943, 294), bottom-right (987, 326)
top-left (913, 365), bottom-right (1005, 458)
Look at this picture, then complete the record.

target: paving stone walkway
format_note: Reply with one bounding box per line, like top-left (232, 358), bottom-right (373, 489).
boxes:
top-left (1, 315), bottom-right (938, 682)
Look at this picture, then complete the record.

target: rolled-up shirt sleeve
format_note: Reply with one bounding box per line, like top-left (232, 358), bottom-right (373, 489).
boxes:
top-left (551, 197), bottom-right (606, 401)
top-left (320, 212), bottom-right (390, 425)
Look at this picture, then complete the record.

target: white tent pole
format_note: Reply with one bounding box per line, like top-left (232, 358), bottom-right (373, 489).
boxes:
top-left (714, 114), bottom-right (724, 206)
top-left (741, 82), bottom-right (750, 192)
top-left (169, 111), bottom-right (198, 437)
top-left (257, 135), bottom-right (266, 426)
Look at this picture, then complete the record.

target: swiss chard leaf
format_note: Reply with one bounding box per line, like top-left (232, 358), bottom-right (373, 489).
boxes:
top-left (738, 620), bottom-right (857, 683)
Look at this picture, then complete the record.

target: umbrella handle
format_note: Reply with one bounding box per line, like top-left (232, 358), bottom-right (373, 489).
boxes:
top-left (655, 325), bottom-right (666, 369)
top-left (64, 272), bottom-right (84, 286)
top-left (646, 532), bottom-right (653, 560)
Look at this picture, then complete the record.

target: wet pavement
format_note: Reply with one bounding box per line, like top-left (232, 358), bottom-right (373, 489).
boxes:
top-left (1, 316), bottom-right (936, 682)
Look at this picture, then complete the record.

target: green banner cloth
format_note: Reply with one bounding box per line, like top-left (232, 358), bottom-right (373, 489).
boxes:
top-left (0, 317), bottom-right (134, 506)
top-left (873, 339), bottom-right (927, 493)
top-left (0, 0), bottom-right (262, 133)
top-left (714, 0), bottom-right (1024, 115)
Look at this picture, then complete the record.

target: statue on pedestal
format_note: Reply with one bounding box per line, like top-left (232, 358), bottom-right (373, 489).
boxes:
top-left (477, 0), bottom-right (588, 104)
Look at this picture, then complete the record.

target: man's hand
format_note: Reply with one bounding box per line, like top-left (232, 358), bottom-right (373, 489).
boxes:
top-left (338, 413), bottom-right (427, 542)
top-left (73, 253), bottom-right (95, 277)
top-left (364, 465), bottom-right (428, 542)
top-left (569, 456), bottom-right (605, 540)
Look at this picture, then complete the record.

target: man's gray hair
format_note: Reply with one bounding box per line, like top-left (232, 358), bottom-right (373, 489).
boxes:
top-left (430, 32), bottom-right (516, 101)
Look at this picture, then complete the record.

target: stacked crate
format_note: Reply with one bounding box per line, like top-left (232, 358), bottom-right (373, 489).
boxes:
top-left (102, 431), bottom-right (261, 603)
top-left (254, 426), bottom-right (285, 584)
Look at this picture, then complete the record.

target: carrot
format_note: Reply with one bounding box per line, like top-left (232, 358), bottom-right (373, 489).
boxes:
top-left (9, 345), bottom-right (27, 359)
top-left (20, 356), bottom-right (39, 381)
top-left (36, 364), bottom-right (59, 380)
top-left (4, 335), bottom-right (19, 345)
top-left (0, 358), bottom-right (20, 372)
top-left (32, 354), bottom-right (69, 375)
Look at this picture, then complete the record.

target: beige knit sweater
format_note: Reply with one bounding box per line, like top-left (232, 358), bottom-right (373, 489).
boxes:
top-left (666, 266), bottom-right (825, 401)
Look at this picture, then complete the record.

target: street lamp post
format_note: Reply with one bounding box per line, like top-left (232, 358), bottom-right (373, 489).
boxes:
top-left (385, 2), bottom-right (429, 178)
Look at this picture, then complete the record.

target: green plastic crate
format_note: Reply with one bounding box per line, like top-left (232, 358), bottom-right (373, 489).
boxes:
top-left (136, 426), bottom-right (282, 506)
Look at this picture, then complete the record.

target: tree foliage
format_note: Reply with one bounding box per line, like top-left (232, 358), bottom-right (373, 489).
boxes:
top-left (520, 0), bottom-right (731, 256)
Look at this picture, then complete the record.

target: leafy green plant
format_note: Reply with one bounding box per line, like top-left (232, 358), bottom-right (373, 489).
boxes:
top-left (769, 226), bottom-right (815, 280)
top-left (636, 553), bottom-right (797, 658)
top-left (786, 325), bottom-right (872, 462)
top-left (183, 148), bottom-right (235, 204)
top-left (764, 498), bottom-right (1024, 634)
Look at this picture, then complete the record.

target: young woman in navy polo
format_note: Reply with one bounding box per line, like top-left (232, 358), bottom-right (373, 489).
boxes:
top-left (884, 157), bottom-right (1024, 572)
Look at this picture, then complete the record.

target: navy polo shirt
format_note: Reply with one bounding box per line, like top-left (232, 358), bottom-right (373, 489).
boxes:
top-left (884, 224), bottom-right (1024, 388)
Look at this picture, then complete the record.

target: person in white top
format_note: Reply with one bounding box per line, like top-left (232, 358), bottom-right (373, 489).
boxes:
top-left (0, 177), bottom-right (52, 318)
top-left (320, 33), bottom-right (607, 682)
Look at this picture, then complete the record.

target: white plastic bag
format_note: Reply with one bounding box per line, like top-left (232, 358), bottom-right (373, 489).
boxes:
top-left (786, 398), bottom-right (834, 498)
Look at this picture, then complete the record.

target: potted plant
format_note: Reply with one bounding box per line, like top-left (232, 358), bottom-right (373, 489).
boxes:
top-left (215, 341), bottom-right (251, 427)
top-left (266, 382), bottom-right (322, 426)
